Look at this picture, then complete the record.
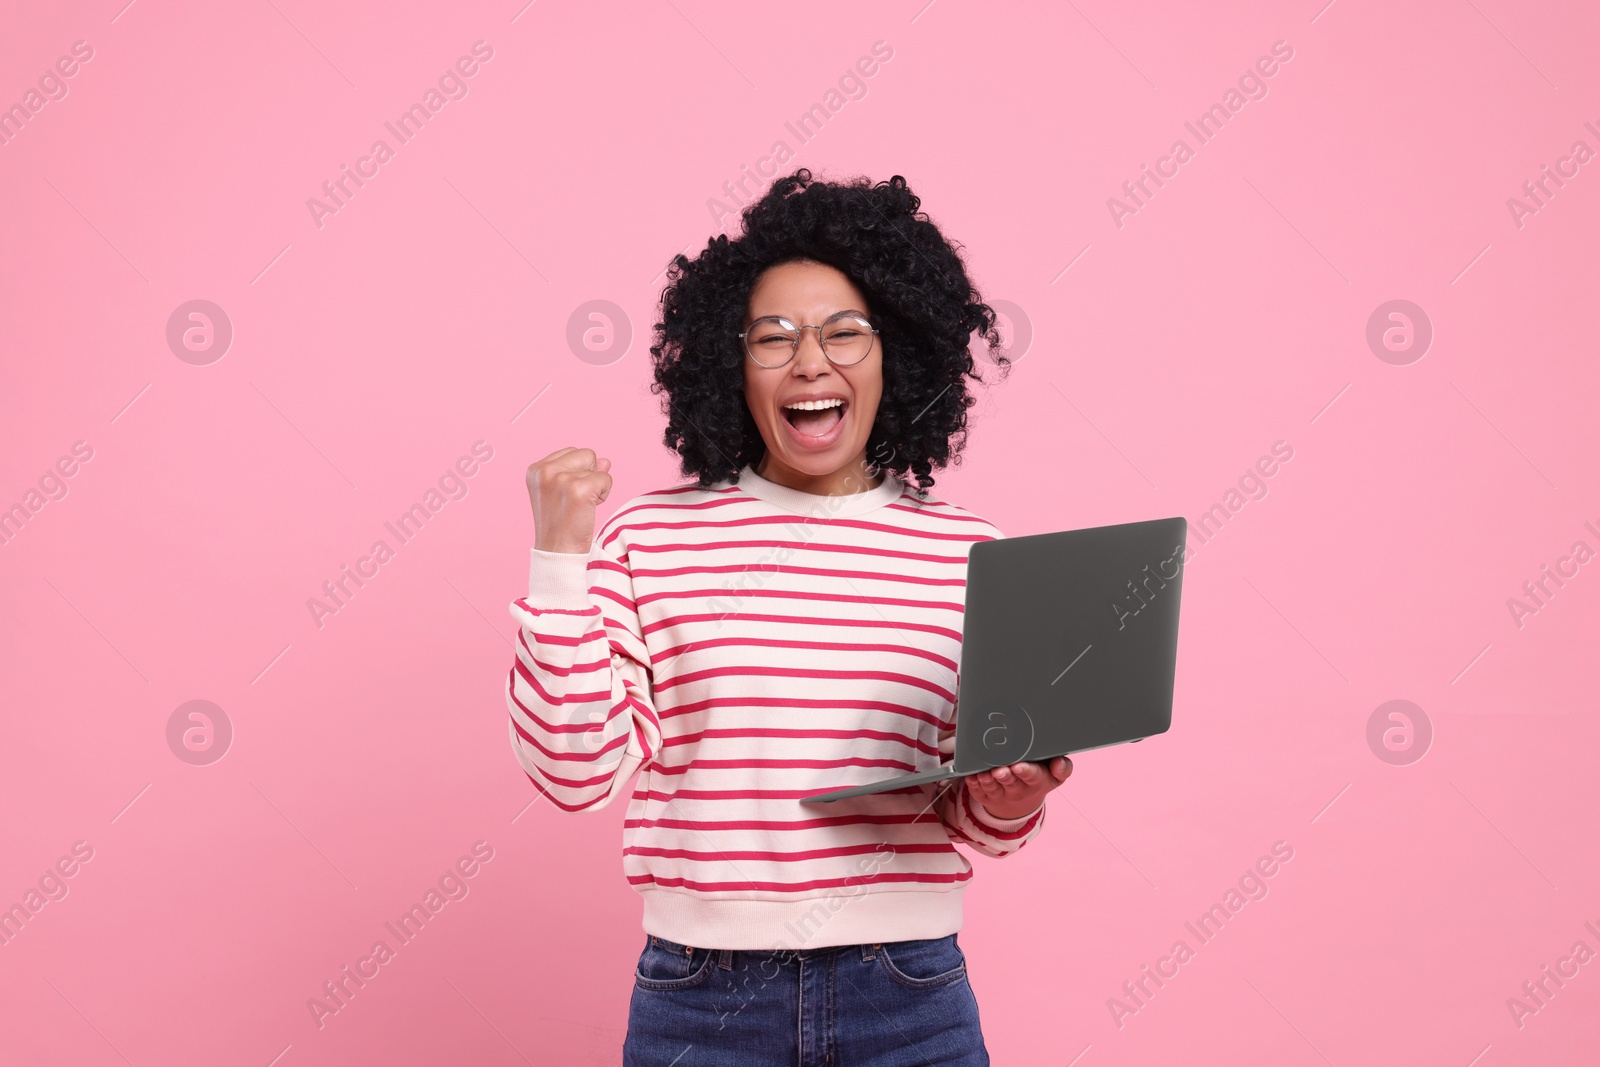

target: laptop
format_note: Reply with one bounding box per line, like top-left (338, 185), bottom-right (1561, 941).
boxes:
top-left (799, 516), bottom-right (1187, 804)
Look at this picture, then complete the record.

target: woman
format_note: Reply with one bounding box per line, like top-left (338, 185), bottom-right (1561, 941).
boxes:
top-left (509, 168), bottom-right (1072, 1065)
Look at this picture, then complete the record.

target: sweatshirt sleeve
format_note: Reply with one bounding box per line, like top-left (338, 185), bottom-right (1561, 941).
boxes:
top-left (505, 526), bottom-right (662, 813)
top-left (932, 724), bottom-right (1047, 857)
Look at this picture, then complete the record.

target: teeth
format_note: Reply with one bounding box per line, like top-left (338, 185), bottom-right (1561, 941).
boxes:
top-left (784, 398), bottom-right (844, 411)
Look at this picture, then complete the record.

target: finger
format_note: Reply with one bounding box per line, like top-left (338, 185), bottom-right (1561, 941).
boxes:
top-left (584, 470), bottom-right (614, 503)
top-left (562, 447), bottom-right (599, 471)
top-left (1007, 761), bottom-right (1043, 787)
top-left (1053, 757), bottom-right (1074, 782)
top-left (977, 769), bottom-right (1021, 803)
top-left (528, 449), bottom-right (575, 483)
top-left (540, 447), bottom-right (595, 473)
top-left (595, 456), bottom-right (612, 472)
top-left (537, 446), bottom-right (578, 465)
top-left (1001, 771), bottom-right (1034, 800)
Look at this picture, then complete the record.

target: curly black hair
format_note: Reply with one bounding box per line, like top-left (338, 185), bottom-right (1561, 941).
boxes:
top-left (649, 168), bottom-right (1011, 495)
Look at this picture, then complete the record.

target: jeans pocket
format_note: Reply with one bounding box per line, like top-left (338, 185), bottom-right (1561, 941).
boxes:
top-left (635, 935), bottom-right (716, 991)
top-left (876, 934), bottom-right (968, 989)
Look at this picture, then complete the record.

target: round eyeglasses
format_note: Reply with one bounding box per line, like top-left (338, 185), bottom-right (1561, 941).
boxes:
top-left (738, 310), bottom-right (879, 369)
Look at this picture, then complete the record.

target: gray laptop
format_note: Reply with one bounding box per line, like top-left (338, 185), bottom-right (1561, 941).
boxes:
top-left (800, 516), bottom-right (1186, 805)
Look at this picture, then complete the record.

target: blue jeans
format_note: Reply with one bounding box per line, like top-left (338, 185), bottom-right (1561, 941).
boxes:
top-left (622, 932), bottom-right (990, 1066)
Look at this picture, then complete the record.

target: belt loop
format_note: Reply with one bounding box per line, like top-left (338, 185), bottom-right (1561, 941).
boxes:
top-left (862, 942), bottom-right (879, 961)
top-left (718, 947), bottom-right (733, 970)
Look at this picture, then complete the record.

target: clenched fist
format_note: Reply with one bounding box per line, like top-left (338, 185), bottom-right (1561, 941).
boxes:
top-left (526, 447), bottom-right (613, 555)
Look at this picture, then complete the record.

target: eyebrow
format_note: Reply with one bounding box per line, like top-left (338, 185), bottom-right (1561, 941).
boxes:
top-left (745, 308), bottom-right (871, 325)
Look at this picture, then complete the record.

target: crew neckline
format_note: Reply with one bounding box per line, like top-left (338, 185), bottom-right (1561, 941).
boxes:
top-left (729, 463), bottom-right (905, 518)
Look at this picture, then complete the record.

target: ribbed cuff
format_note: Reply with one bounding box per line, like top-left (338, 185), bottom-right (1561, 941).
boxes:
top-left (971, 799), bottom-right (1044, 831)
top-left (527, 547), bottom-right (593, 609)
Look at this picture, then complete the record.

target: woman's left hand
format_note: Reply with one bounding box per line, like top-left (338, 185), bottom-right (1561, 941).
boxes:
top-left (964, 756), bottom-right (1072, 821)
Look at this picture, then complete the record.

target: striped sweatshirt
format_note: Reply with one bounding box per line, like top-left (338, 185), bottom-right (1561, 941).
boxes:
top-left (505, 464), bottom-right (1047, 950)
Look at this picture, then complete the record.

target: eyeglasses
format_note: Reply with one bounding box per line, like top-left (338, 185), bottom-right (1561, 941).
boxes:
top-left (738, 310), bottom-right (879, 369)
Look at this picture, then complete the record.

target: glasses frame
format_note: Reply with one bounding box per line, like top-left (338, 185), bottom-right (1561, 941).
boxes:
top-left (738, 310), bottom-right (880, 369)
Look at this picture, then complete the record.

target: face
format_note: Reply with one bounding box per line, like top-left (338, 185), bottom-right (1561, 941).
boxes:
top-left (741, 259), bottom-right (884, 493)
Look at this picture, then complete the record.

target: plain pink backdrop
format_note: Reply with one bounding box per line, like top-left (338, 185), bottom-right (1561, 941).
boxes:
top-left (2, 1), bottom-right (1597, 1064)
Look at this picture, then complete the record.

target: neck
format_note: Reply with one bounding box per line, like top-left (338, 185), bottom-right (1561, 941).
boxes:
top-left (754, 451), bottom-right (883, 496)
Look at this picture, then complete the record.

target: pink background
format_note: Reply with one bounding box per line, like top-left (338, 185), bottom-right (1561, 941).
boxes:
top-left (2, 1), bottom-right (1597, 1063)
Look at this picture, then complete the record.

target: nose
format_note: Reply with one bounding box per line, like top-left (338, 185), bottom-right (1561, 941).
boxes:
top-left (790, 326), bottom-right (831, 378)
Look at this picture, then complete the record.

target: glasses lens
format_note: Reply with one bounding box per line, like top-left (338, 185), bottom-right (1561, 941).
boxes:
top-left (821, 313), bottom-right (873, 365)
top-left (746, 317), bottom-right (798, 366)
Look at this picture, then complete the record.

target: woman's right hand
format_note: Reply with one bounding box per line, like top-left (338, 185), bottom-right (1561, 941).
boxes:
top-left (526, 447), bottom-right (613, 554)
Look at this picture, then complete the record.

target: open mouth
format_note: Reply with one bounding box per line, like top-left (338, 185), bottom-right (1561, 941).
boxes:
top-left (781, 397), bottom-right (847, 439)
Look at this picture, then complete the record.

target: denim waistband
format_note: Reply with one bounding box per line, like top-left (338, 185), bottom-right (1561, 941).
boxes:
top-left (647, 932), bottom-right (953, 970)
